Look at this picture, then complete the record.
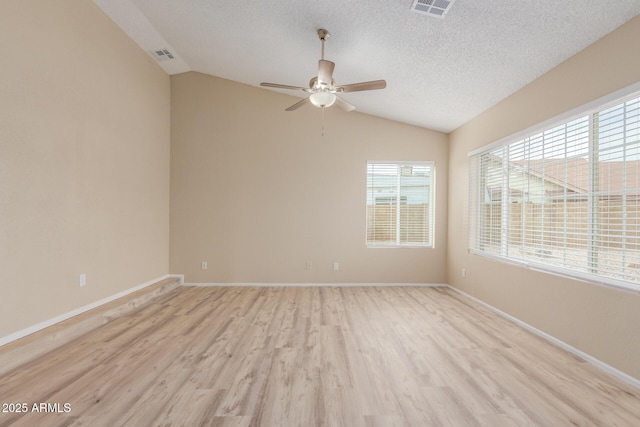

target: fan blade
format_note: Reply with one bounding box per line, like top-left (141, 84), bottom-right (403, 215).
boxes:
top-left (260, 82), bottom-right (308, 91)
top-left (285, 97), bottom-right (311, 111)
top-left (336, 80), bottom-right (386, 93)
top-left (334, 96), bottom-right (356, 112)
top-left (317, 60), bottom-right (335, 86)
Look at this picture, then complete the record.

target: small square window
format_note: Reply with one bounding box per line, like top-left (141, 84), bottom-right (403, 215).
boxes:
top-left (366, 161), bottom-right (435, 248)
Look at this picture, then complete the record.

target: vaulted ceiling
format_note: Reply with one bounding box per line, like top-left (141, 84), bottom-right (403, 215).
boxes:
top-left (93, 0), bottom-right (640, 133)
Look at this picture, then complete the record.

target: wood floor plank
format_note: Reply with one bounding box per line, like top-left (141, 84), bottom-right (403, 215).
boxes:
top-left (321, 385), bottom-right (364, 427)
top-left (0, 286), bottom-right (639, 427)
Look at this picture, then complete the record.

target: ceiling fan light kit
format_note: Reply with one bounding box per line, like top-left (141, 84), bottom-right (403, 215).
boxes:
top-left (309, 91), bottom-right (336, 108)
top-left (260, 29), bottom-right (386, 113)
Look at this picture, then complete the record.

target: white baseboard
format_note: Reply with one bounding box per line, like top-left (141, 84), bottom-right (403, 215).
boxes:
top-left (0, 274), bottom-right (178, 348)
top-left (169, 274), bottom-right (185, 284)
top-left (447, 285), bottom-right (640, 390)
top-left (182, 282), bottom-right (448, 287)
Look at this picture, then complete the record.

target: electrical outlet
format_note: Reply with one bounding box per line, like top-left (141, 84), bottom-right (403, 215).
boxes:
top-left (333, 262), bottom-right (340, 271)
top-left (461, 268), bottom-right (466, 278)
top-left (201, 261), bottom-right (208, 270)
top-left (305, 261), bottom-right (312, 270)
top-left (79, 273), bottom-right (86, 287)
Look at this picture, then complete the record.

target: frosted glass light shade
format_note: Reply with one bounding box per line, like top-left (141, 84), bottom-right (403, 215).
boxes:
top-left (309, 92), bottom-right (336, 108)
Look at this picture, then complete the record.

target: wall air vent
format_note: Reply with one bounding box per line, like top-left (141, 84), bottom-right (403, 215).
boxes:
top-left (411, 0), bottom-right (457, 18)
top-left (150, 49), bottom-right (175, 62)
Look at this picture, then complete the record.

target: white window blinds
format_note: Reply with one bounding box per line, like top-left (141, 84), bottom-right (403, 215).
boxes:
top-left (469, 92), bottom-right (640, 290)
top-left (367, 162), bottom-right (435, 247)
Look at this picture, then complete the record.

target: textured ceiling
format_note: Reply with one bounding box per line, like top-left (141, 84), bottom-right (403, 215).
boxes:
top-left (93, 0), bottom-right (640, 133)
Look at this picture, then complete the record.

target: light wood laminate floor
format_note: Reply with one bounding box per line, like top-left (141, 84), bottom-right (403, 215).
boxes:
top-left (0, 286), bottom-right (638, 426)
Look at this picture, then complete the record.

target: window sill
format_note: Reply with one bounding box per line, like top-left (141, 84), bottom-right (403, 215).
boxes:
top-left (468, 249), bottom-right (640, 294)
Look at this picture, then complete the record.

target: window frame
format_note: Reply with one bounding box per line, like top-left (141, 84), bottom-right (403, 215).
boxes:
top-left (366, 160), bottom-right (436, 249)
top-left (468, 82), bottom-right (640, 293)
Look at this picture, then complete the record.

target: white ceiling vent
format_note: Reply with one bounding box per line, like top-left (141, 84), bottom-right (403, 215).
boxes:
top-left (150, 49), bottom-right (175, 62)
top-left (410, 0), bottom-right (457, 18)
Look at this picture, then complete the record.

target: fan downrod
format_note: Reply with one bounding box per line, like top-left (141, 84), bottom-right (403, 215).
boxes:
top-left (318, 29), bottom-right (330, 60)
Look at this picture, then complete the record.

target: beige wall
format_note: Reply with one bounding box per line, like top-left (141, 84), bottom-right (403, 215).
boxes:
top-left (0, 0), bottom-right (170, 337)
top-left (170, 72), bottom-right (448, 283)
top-left (448, 15), bottom-right (640, 379)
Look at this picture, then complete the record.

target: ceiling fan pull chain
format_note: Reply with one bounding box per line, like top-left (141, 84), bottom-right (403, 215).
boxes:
top-left (321, 106), bottom-right (325, 136)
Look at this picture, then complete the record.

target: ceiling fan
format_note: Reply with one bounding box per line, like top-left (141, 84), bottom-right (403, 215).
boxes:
top-left (260, 29), bottom-right (386, 112)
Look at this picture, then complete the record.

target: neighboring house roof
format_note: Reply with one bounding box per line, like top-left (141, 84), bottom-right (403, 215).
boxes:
top-left (526, 158), bottom-right (640, 195)
top-left (482, 155), bottom-right (640, 200)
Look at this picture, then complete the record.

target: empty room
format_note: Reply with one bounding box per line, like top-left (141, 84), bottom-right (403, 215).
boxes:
top-left (2, 0), bottom-right (640, 426)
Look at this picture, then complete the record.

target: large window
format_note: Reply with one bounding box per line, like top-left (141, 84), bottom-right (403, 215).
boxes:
top-left (367, 161), bottom-right (435, 247)
top-left (469, 90), bottom-right (640, 291)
